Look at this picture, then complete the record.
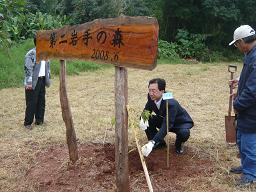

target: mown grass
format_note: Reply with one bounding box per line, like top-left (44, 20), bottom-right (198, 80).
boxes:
top-left (0, 39), bottom-right (111, 90)
top-left (0, 63), bottom-right (249, 191)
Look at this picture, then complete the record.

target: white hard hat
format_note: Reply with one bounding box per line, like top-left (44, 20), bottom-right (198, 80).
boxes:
top-left (229, 25), bottom-right (255, 46)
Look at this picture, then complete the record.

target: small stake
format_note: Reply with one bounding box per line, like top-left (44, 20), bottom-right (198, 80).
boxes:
top-left (163, 92), bottom-right (173, 168)
top-left (166, 101), bottom-right (169, 168)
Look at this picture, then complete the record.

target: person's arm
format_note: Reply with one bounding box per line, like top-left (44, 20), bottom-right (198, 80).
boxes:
top-left (45, 60), bottom-right (51, 87)
top-left (48, 60), bottom-right (51, 78)
top-left (24, 53), bottom-right (35, 89)
top-left (152, 100), bottom-right (178, 143)
top-left (234, 63), bottom-right (256, 112)
top-left (168, 100), bottom-right (178, 129)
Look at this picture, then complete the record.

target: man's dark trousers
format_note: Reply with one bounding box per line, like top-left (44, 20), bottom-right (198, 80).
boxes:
top-left (145, 115), bottom-right (190, 143)
top-left (24, 77), bottom-right (45, 126)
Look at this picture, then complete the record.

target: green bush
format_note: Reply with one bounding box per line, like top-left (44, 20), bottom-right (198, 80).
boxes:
top-left (158, 40), bottom-right (180, 60)
top-left (0, 0), bottom-right (67, 48)
top-left (175, 29), bottom-right (209, 61)
top-left (4, 11), bottom-right (67, 43)
top-left (158, 35), bottom-right (225, 63)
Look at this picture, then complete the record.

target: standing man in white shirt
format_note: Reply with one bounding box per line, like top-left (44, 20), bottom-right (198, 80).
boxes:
top-left (24, 36), bottom-right (51, 129)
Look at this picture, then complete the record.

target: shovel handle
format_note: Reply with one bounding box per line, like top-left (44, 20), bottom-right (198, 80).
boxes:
top-left (228, 65), bottom-right (237, 116)
top-left (228, 65), bottom-right (237, 73)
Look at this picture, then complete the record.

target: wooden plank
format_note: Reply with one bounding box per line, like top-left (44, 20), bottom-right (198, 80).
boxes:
top-left (59, 60), bottom-right (78, 163)
top-left (115, 67), bottom-right (129, 191)
top-left (36, 16), bottom-right (159, 70)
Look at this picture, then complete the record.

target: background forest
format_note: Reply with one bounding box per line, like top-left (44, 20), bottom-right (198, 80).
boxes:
top-left (0, 0), bottom-right (256, 88)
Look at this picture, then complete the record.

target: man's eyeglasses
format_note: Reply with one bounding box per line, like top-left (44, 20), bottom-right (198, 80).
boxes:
top-left (149, 89), bottom-right (158, 94)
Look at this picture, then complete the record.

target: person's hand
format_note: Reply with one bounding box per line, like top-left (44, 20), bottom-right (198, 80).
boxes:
top-left (25, 84), bottom-right (32, 90)
top-left (139, 117), bottom-right (149, 131)
top-left (230, 92), bottom-right (237, 100)
top-left (141, 141), bottom-right (154, 157)
top-left (229, 79), bottom-right (238, 89)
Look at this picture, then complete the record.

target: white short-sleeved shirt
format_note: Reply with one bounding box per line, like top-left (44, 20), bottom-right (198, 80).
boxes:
top-left (38, 60), bottom-right (46, 77)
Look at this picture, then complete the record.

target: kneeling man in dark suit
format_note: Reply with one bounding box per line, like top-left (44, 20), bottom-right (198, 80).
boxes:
top-left (140, 78), bottom-right (194, 157)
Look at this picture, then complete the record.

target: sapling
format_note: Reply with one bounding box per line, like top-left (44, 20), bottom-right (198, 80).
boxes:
top-left (141, 110), bottom-right (153, 122)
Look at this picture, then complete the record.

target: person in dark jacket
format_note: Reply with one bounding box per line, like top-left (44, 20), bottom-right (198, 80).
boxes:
top-left (229, 25), bottom-right (256, 187)
top-left (140, 78), bottom-right (194, 157)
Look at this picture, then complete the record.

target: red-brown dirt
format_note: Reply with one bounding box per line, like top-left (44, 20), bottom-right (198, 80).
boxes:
top-left (22, 143), bottom-right (222, 192)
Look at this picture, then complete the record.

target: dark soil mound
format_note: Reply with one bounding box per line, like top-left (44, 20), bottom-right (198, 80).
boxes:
top-left (23, 143), bottom-right (220, 192)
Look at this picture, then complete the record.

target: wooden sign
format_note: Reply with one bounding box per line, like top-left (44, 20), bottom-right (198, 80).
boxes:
top-left (36, 16), bottom-right (159, 70)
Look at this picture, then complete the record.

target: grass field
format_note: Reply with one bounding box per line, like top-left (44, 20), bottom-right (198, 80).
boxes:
top-left (0, 62), bottom-right (255, 191)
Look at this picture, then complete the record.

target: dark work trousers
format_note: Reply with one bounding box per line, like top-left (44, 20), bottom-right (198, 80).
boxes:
top-left (24, 77), bottom-right (46, 126)
top-left (145, 115), bottom-right (190, 144)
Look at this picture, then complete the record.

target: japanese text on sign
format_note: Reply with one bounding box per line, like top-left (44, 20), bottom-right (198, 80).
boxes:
top-left (36, 16), bottom-right (159, 70)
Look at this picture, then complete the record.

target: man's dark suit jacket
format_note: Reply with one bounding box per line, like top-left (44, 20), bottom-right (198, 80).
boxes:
top-left (144, 95), bottom-right (194, 130)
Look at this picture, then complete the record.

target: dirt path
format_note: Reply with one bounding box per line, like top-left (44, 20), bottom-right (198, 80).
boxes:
top-left (1, 63), bottom-right (254, 191)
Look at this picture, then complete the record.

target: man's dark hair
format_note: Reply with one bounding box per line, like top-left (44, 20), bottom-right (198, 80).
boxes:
top-left (243, 34), bottom-right (256, 44)
top-left (148, 78), bottom-right (166, 91)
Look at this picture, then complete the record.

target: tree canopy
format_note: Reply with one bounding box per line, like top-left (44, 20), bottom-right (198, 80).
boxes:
top-left (1, 0), bottom-right (256, 60)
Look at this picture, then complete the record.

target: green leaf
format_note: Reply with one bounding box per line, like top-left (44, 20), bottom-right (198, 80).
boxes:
top-left (141, 110), bottom-right (152, 121)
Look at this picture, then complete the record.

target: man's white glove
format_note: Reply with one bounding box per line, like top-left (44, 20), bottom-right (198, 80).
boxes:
top-left (139, 117), bottom-right (149, 131)
top-left (141, 141), bottom-right (155, 157)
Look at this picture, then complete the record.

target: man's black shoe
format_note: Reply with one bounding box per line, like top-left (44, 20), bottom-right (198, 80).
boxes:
top-left (236, 175), bottom-right (256, 187)
top-left (230, 166), bottom-right (242, 174)
top-left (35, 121), bottom-right (43, 125)
top-left (175, 141), bottom-right (184, 154)
top-left (153, 141), bottom-right (166, 150)
top-left (24, 124), bottom-right (32, 130)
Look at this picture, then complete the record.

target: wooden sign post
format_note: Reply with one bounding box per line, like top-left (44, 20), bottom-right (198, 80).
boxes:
top-left (115, 67), bottom-right (129, 191)
top-left (59, 60), bottom-right (78, 163)
top-left (36, 16), bottom-right (159, 192)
